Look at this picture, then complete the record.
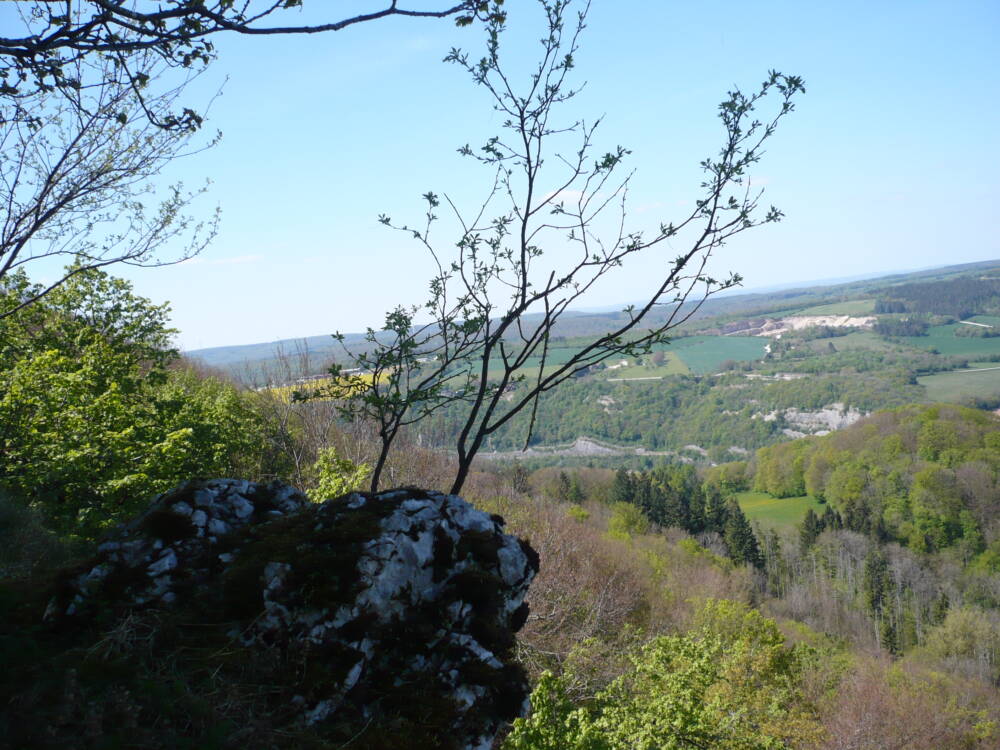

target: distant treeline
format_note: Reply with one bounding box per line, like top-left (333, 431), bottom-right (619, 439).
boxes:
top-left (750, 404), bottom-right (1000, 556)
top-left (608, 464), bottom-right (763, 568)
top-left (426, 365), bottom-right (924, 460)
top-left (955, 324), bottom-right (1000, 339)
top-left (876, 277), bottom-right (1000, 319)
top-left (873, 317), bottom-right (930, 337)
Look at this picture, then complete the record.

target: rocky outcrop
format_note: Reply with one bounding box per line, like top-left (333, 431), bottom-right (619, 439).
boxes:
top-left (709, 314), bottom-right (876, 338)
top-left (7, 480), bottom-right (539, 750)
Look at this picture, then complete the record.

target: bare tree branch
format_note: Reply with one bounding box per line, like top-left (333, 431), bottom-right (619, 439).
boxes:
top-left (333, 0), bottom-right (803, 494)
top-left (0, 47), bottom-right (218, 316)
top-left (0, 1), bottom-right (490, 91)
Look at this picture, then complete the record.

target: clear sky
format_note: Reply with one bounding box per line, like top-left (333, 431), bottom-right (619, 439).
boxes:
top-left (29, 1), bottom-right (1000, 350)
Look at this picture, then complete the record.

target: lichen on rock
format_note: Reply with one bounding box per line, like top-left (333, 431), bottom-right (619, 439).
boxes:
top-left (5, 480), bottom-right (539, 750)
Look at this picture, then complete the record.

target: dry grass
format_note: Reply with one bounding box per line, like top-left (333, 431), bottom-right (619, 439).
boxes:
top-left (467, 484), bottom-right (757, 696)
top-left (0, 492), bottom-right (82, 578)
top-left (815, 657), bottom-right (1000, 750)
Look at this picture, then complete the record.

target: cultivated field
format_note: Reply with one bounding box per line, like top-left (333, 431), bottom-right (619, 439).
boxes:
top-left (797, 299), bottom-right (876, 316)
top-left (901, 324), bottom-right (1000, 357)
top-left (919, 365), bottom-right (1000, 403)
top-left (807, 331), bottom-right (898, 353)
top-left (481, 334), bottom-right (769, 381)
top-left (671, 335), bottom-right (769, 374)
top-left (734, 491), bottom-right (826, 529)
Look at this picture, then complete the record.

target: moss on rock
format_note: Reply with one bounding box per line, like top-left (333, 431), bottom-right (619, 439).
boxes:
top-left (0, 481), bottom-right (538, 750)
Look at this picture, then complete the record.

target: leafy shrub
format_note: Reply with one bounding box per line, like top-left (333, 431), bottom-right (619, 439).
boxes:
top-left (0, 269), bottom-right (284, 536)
top-left (306, 447), bottom-right (371, 501)
top-left (506, 600), bottom-right (822, 750)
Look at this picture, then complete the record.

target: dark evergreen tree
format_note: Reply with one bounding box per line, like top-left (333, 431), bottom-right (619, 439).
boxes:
top-left (659, 482), bottom-right (690, 530)
top-left (611, 468), bottom-right (634, 506)
top-left (932, 591), bottom-right (950, 625)
top-left (635, 476), bottom-right (659, 525)
top-left (872, 514), bottom-right (889, 543)
top-left (880, 614), bottom-right (900, 656)
top-left (702, 484), bottom-right (729, 535)
top-left (686, 482), bottom-right (707, 534)
top-left (557, 471), bottom-right (572, 501)
top-left (799, 508), bottom-right (822, 552)
top-left (863, 548), bottom-right (891, 618)
top-left (820, 504), bottom-right (842, 531)
top-left (760, 529), bottom-right (787, 596)
top-left (723, 499), bottom-right (763, 569)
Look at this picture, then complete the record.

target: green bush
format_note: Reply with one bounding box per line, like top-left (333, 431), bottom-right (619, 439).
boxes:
top-left (306, 447), bottom-right (371, 501)
top-left (506, 600), bottom-right (822, 750)
top-left (0, 268), bottom-right (284, 537)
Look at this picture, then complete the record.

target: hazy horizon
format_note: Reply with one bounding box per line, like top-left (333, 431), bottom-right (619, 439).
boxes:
top-left (15, 1), bottom-right (993, 351)
top-left (183, 257), bottom-right (997, 355)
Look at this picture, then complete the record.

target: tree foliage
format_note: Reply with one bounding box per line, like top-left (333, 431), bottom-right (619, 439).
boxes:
top-left (0, 268), bottom-right (280, 536)
top-left (606, 464), bottom-right (762, 568)
top-left (748, 404), bottom-right (1000, 554)
top-left (876, 277), bottom-right (1000, 320)
top-left (336, 0), bottom-right (803, 493)
top-left (305, 446), bottom-right (371, 502)
top-left (0, 1), bottom-right (493, 107)
top-left (506, 600), bottom-right (822, 749)
top-left (0, 44), bottom-right (218, 313)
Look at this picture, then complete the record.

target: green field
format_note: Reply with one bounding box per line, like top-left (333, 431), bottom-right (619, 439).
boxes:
top-left (607, 351), bottom-right (689, 378)
top-left (808, 331), bottom-right (898, 353)
top-left (796, 299), bottom-right (876, 316)
top-left (900, 324), bottom-right (1000, 357)
top-left (484, 334), bottom-right (767, 380)
top-left (671, 336), bottom-right (769, 374)
top-left (485, 342), bottom-right (594, 378)
top-left (919, 366), bottom-right (1000, 403)
top-left (734, 491), bottom-right (826, 529)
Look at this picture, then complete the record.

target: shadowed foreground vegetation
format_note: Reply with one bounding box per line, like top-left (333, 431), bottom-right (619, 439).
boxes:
top-left (4, 266), bottom-right (1000, 747)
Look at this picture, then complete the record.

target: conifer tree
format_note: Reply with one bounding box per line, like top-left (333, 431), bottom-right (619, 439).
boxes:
top-left (863, 547), bottom-right (891, 617)
top-left (723, 499), bottom-right (763, 569)
top-left (657, 477), bottom-right (691, 531)
top-left (820, 504), bottom-right (842, 531)
top-left (635, 477), bottom-right (659, 525)
top-left (799, 508), bottom-right (822, 552)
top-left (557, 471), bottom-right (572, 501)
top-left (932, 591), bottom-right (950, 625)
top-left (702, 484), bottom-right (729, 535)
top-left (611, 468), bottom-right (634, 506)
top-left (880, 614), bottom-right (900, 656)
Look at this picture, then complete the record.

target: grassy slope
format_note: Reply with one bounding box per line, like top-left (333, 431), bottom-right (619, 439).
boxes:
top-left (672, 336), bottom-right (769, 374)
top-left (900, 325), bottom-right (1000, 357)
top-left (796, 299), bottom-right (876, 316)
top-left (919, 366), bottom-right (1000, 402)
top-left (608, 352), bottom-right (689, 378)
top-left (734, 491), bottom-right (826, 529)
top-left (807, 331), bottom-right (899, 353)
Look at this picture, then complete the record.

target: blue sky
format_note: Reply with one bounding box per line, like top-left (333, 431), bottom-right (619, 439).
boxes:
top-left (29, 1), bottom-right (1000, 350)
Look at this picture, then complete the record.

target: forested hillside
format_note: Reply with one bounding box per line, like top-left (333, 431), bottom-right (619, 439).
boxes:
top-left (878, 277), bottom-right (1000, 318)
top-left (6, 261), bottom-right (1000, 748)
top-left (205, 261), bottom-right (1000, 467)
top-left (752, 404), bottom-right (1000, 551)
top-left (3, 0), bottom-right (999, 746)
top-left (721, 404), bottom-right (1000, 662)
